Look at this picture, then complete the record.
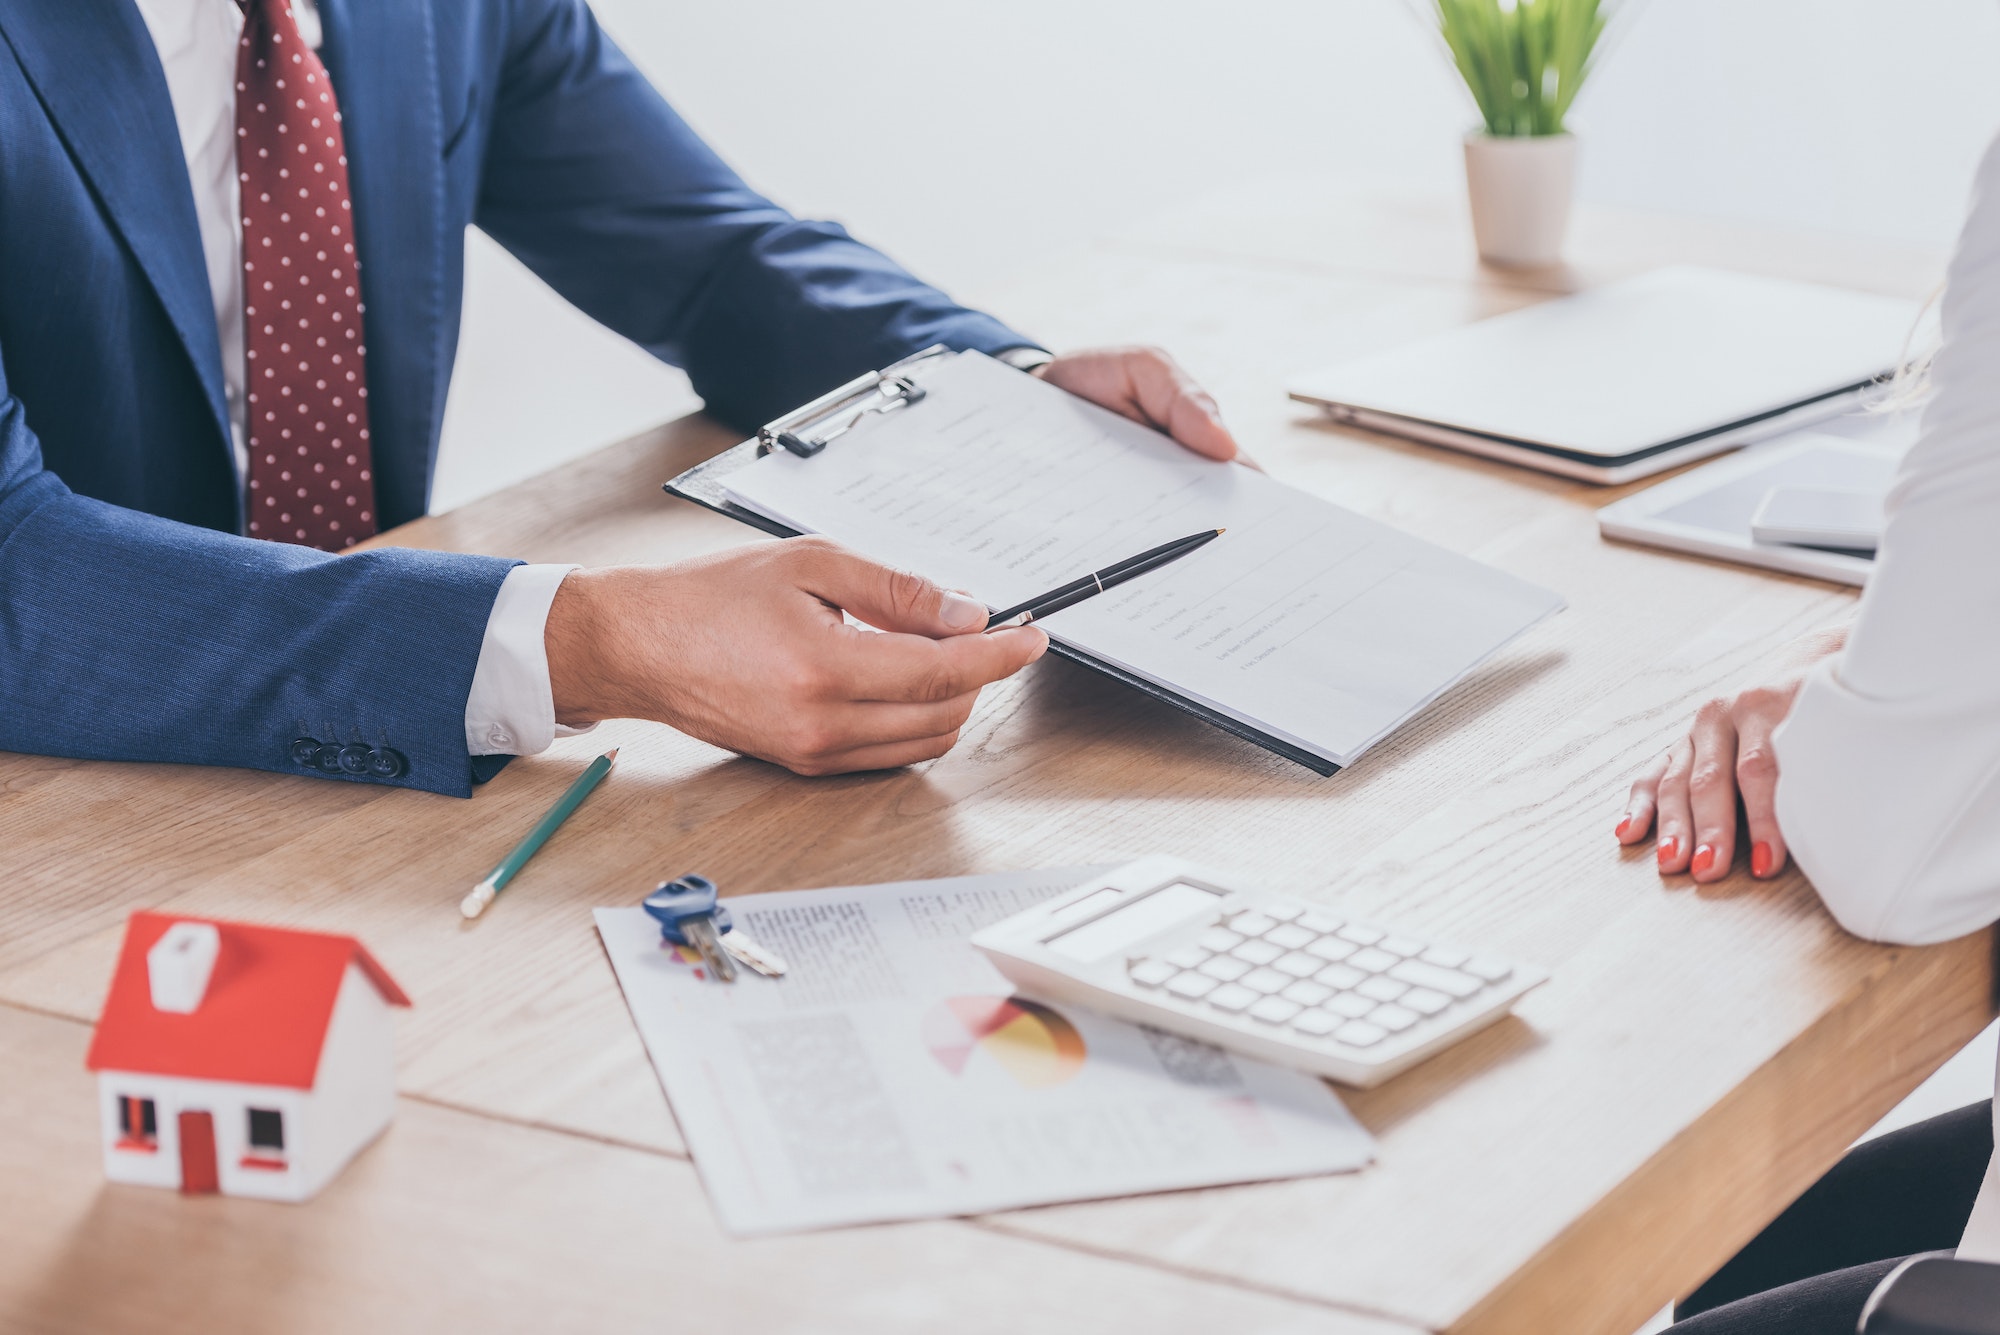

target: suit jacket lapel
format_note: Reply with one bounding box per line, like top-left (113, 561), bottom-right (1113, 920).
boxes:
top-left (0, 0), bottom-right (232, 452)
top-left (316, 0), bottom-right (445, 525)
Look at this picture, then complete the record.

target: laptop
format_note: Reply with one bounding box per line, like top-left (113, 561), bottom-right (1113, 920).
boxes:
top-left (1287, 266), bottom-right (1924, 484)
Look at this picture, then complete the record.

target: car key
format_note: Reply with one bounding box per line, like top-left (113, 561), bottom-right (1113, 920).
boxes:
top-left (718, 928), bottom-right (788, 979)
top-left (643, 875), bottom-right (737, 982)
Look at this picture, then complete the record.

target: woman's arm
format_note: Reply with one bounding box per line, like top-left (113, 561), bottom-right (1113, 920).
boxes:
top-left (1618, 131), bottom-right (2000, 946)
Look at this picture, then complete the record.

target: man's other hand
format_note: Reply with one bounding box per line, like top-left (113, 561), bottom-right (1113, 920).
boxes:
top-left (1036, 347), bottom-right (1246, 464)
top-left (544, 537), bottom-right (1048, 775)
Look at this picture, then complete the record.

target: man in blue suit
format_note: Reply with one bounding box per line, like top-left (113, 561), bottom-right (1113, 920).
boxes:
top-left (0, 0), bottom-right (1242, 797)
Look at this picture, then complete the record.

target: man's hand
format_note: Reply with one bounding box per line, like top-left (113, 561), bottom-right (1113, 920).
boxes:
top-left (1615, 626), bottom-right (1849, 882)
top-left (544, 538), bottom-right (1048, 775)
top-left (1036, 347), bottom-right (1245, 464)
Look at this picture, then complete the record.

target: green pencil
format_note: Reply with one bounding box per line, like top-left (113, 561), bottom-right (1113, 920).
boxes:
top-left (459, 748), bottom-right (618, 920)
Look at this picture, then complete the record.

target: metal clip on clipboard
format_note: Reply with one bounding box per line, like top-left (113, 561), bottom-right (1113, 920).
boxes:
top-left (758, 346), bottom-right (948, 459)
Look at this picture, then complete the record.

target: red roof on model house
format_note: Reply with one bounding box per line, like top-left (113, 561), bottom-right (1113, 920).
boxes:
top-left (85, 912), bottom-right (411, 1089)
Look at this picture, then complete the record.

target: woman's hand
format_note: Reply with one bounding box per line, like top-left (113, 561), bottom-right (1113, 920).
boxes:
top-left (1616, 627), bottom-right (1848, 882)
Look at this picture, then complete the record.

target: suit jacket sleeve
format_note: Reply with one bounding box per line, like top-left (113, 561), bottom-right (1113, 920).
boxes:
top-left (468, 0), bottom-right (1038, 432)
top-left (0, 339), bottom-right (518, 798)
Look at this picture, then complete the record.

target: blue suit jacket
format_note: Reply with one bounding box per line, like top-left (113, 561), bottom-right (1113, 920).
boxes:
top-left (0, 0), bottom-right (1030, 796)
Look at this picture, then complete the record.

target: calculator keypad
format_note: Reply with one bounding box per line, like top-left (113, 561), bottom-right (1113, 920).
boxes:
top-left (1124, 902), bottom-right (1512, 1051)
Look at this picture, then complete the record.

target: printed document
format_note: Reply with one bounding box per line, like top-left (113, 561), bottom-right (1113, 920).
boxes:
top-left (596, 868), bottom-right (1374, 1235)
top-left (724, 351), bottom-right (1563, 766)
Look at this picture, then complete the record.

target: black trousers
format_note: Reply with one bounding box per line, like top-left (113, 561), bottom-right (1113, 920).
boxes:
top-left (1673, 1099), bottom-right (1993, 1333)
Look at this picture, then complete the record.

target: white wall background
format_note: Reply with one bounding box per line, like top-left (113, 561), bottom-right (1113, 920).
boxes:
top-left (434, 0), bottom-right (2000, 512)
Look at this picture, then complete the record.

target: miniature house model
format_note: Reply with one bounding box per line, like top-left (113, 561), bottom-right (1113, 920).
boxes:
top-left (85, 912), bottom-right (410, 1202)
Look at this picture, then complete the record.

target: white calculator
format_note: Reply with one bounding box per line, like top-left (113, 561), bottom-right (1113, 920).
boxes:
top-left (971, 856), bottom-right (1547, 1087)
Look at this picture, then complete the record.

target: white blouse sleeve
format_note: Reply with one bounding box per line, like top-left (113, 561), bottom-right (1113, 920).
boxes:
top-left (1772, 131), bottom-right (2000, 947)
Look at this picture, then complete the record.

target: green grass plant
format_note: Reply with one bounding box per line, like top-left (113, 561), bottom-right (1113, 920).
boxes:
top-left (1432, 0), bottom-right (1610, 137)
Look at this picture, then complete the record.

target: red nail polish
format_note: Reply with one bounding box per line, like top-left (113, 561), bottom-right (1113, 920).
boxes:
top-left (1656, 836), bottom-right (1679, 867)
top-left (1616, 816), bottom-right (1635, 840)
top-left (1692, 844), bottom-right (1717, 876)
top-left (1751, 842), bottom-right (1774, 878)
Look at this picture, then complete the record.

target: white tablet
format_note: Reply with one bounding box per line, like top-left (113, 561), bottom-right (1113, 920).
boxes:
top-left (1596, 433), bottom-right (1903, 586)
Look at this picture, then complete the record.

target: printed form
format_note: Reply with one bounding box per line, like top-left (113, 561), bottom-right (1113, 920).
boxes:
top-left (597, 868), bottom-right (1373, 1235)
top-left (725, 352), bottom-right (1564, 766)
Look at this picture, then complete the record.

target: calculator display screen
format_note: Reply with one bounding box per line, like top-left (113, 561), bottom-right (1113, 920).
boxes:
top-left (1044, 882), bottom-right (1224, 963)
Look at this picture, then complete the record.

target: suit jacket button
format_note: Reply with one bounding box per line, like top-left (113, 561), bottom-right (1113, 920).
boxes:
top-left (313, 744), bottom-right (345, 774)
top-left (338, 743), bottom-right (374, 775)
top-left (290, 737), bottom-right (322, 767)
top-left (367, 748), bottom-right (407, 779)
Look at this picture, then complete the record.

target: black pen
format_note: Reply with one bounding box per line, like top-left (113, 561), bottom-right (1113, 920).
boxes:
top-left (985, 529), bottom-right (1224, 630)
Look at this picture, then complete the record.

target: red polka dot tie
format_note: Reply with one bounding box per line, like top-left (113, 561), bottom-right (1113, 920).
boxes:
top-left (235, 0), bottom-right (376, 551)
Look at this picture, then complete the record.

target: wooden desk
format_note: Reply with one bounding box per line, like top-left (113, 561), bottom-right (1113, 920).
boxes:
top-left (3, 191), bottom-right (1988, 1335)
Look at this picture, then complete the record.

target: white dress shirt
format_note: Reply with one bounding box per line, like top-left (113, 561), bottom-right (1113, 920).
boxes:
top-left (1773, 130), bottom-right (2000, 1259)
top-left (133, 0), bottom-right (576, 759)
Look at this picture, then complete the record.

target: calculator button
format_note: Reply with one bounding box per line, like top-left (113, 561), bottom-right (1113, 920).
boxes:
top-left (1206, 983), bottom-right (1258, 1013)
top-left (1291, 1009), bottom-right (1341, 1037)
top-left (1198, 955), bottom-right (1252, 983)
top-left (1198, 926), bottom-right (1245, 953)
top-left (1274, 951), bottom-right (1324, 979)
top-left (1356, 977), bottom-right (1409, 1003)
top-left (1297, 911), bottom-right (1342, 934)
top-left (1465, 957), bottom-right (1515, 983)
top-left (1264, 923), bottom-right (1315, 951)
top-left (1335, 1020), bottom-right (1387, 1048)
top-left (1248, 997), bottom-right (1302, 1025)
top-left (1167, 972), bottom-right (1220, 1000)
top-left (1401, 987), bottom-right (1451, 1015)
top-left (1129, 959), bottom-right (1178, 988)
top-left (1264, 903), bottom-right (1306, 922)
top-left (1314, 963), bottom-right (1365, 990)
top-left (1326, 993), bottom-right (1376, 1019)
top-left (1231, 939), bottom-right (1284, 966)
top-left (1281, 980), bottom-right (1333, 1007)
top-left (1420, 946), bottom-right (1469, 969)
top-left (1379, 936), bottom-right (1426, 958)
top-left (1370, 1004), bottom-right (1419, 1033)
top-left (1306, 937), bottom-right (1358, 963)
top-left (1338, 925), bottom-right (1385, 946)
top-left (1241, 967), bottom-right (1292, 995)
top-left (1388, 960), bottom-right (1482, 998)
top-left (1165, 945), bottom-right (1211, 970)
top-left (1228, 911), bottom-right (1277, 938)
top-left (1348, 947), bottom-right (1399, 974)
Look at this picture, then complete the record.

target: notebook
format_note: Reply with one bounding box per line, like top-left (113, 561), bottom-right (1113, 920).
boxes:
top-left (677, 350), bottom-right (1564, 774)
top-left (1287, 267), bottom-right (1924, 484)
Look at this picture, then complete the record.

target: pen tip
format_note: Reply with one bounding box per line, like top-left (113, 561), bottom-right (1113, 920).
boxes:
top-left (605, 747), bottom-right (620, 762)
top-left (1214, 528), bottom-right (1226, 535)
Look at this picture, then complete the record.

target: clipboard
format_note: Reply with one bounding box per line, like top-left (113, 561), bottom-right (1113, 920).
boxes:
top-left (663, 347), bottom-right (1340, 775)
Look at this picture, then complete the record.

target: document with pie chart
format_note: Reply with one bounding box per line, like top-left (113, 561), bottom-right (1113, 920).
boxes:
top-left (597, 868), bottom-right (1374, 1235)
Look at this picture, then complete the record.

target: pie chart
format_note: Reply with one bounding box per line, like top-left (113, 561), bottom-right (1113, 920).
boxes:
top-left (924, 995), bottom-right (1087, 1089)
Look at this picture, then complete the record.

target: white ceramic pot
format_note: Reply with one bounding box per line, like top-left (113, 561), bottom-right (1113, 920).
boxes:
top-left (1462, 131), bottom-right (1577, 268)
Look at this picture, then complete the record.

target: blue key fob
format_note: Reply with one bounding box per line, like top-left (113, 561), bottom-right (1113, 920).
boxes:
top-left (643, 874), bottom-right (733, 947)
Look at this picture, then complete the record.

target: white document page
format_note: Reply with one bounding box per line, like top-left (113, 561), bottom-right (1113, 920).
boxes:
top-left (596, 868), bottom-right (1374, 1236)
top-left (724, 351), bottom-right (1564, 766)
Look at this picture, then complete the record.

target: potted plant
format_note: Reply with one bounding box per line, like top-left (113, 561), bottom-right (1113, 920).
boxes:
top-left (1430, 0), bottom-right (1614, 267)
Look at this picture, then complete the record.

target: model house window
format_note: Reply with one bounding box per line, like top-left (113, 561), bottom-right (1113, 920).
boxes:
top-left (116, 1095), bottom-right (158, 1150)
top-left (246, 1108), bottom-right (286, 1161)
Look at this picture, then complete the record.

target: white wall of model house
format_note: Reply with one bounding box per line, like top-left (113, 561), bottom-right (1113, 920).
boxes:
top-left (97, 962), bottom-right (399, 1203)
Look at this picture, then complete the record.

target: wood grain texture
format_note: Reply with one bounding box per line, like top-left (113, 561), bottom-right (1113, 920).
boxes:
top-left (0, 189), bottom-right (1984, 1335)
top-left (0, 1007), bottom-right (1400, 1335)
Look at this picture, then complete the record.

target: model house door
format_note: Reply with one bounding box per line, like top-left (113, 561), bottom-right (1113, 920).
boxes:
top-left (178, 1110), bottom-right (219, 1194)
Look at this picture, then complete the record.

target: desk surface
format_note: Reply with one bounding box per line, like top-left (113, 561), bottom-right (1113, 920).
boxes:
top-left (3, 189), bottom-right (1988, 1335)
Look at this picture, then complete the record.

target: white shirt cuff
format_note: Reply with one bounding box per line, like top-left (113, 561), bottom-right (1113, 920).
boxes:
top-left (464, 564), bottom-right (595, 756)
